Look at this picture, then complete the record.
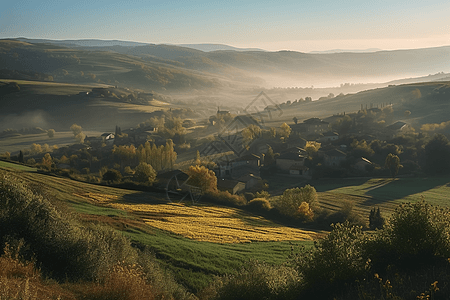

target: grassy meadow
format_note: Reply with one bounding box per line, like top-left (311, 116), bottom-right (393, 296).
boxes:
top-left (3, 160), bottom-right (450, 294)
top-left (0, 164), bottom-right (316, 292)
top-left (0, 131), bottom-right (103, 154)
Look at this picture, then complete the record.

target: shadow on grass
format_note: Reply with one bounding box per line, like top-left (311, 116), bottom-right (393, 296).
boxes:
top-left (364, 177), bottom-right (450, 204)
top-left (120, 191), bottom-right (168, 204)
top-left (311, 178), bottom-right (370, 192)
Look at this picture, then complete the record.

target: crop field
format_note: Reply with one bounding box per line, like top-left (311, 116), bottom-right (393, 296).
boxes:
top-left (98, 202), bottom-right (322, 243)
top-left (0, 167), bottom-right (317, 291)
top-left (0, 131), bottom-right (103, 153)
top-left (0, 160), bottom-right (36, 171)
top-left (4, 165), bottom-right (450, 291)
top-left (312, 177), bottom-right (450, 216)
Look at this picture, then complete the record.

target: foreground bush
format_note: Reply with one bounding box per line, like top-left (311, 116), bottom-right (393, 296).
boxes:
top-left (0, 173), bottom-right (135, 282)
top-left (0, 171), bottom-right (193, 299)
top-left (203, 190), bottom-right (247, 207)
top-left (206, 200), bottom-right (450, 299)
top-left (296, 222), bottom-right (369, 297)
top-left (201, 261), bottom-right (298, 300)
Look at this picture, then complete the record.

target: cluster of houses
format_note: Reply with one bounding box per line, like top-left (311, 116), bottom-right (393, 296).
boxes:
top-left (209, 115), bottom-right (413, 195)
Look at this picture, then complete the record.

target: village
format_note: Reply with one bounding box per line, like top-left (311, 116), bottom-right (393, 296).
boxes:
top-left (10, 90), bottom-right (420, 200)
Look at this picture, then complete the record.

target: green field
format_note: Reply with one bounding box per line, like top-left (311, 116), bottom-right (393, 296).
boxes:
top-left (0, 131), bottom-right (103, 154)
top-left (1, 167), bottom-right (314, 292)
top-left (0, 160), bottom-right (37, 171)
top-left (312, 176), bottom-right (450, 217)
top-left (4, 163), bottom-right (450, 292)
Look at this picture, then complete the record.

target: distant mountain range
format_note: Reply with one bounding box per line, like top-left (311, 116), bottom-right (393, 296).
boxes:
top-left (177, 43), bottom-right (266, 52)
top-left (309, 48), bottom-right (383, 54)
top-left (2, 38), bottom-right (450, 92)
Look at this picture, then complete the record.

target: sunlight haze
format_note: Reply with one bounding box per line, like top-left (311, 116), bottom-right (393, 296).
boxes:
top-left (1, 0), bottom-right (449, 52)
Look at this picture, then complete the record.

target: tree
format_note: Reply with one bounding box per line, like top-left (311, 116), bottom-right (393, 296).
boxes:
top-left (134, 162), bottom-right (156, 184)
top-left (47, 129), bottom-right (55, 138)
top-left (275, 185), bottom-right (318, 218)
top-left (369, 207), bottom-right (385, 230)
top-left (186, 165), bottom-right (218, 193)
top-left (264, 145), bottom-right (278, 166)
top-left (278, 123), bottom-right (292, 140)
top-left (18, 150), bottom-right (24, 163)
top-left (30, 143), bottom-right (42, 154)
top-left (350, 139), bottom-right (374, 158)
top-left (242, 124), bottom-right (261, 143)
top-left (195, 150), bottom-right (201, 165)
top-left (102, 169), bottom-right (122, 183)
top-left (424, 134), bottom-right (450, 174)
top-left (385, 153), bottom-right (402, 178)
top-left (305, 141), bottom-right (321, 158)
top-left (3, 152), bottom-right (10, 160)
top-left (41, 153), bottom-right (53, 170)
top-left (70, 124), bottom-right (85, 143)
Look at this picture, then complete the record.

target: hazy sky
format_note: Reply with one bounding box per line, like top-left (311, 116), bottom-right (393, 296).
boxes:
top-left (1, 0), bottom-right (449, 52)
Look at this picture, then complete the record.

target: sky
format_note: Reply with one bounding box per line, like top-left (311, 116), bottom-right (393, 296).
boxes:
top-left (1, 0), bottom-right (449, 52)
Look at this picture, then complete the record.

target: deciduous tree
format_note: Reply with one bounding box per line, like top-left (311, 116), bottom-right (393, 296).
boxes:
top-left (186, 165), bottom-right (217, 193)
top-left (385, 153), bottom-right (402, 178)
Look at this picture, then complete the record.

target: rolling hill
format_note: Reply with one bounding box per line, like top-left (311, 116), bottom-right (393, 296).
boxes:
top-left (2, 38), bottom-right (450, 91)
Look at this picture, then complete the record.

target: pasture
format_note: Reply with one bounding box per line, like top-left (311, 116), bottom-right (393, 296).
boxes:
top-left (4, 163), bottom-right (450, 291)
top-left (312, 176), bottom-right (450, 216)
top-left (0, 168), bottom-right (316, 292)
top-left (0, 131), bottom-right (102, 154)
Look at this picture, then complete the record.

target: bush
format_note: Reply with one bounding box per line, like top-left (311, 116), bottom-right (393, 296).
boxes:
top-left (247, 198), bottom-right (272, 213)
top-left (368, 207), bottom-right (385, 230)
top-left (202, 261), bottom-right (298, 300)
top-left (0, 172), bottom-right (136, 281)
top-left (134, 162), bottom-right (156, 184)
top-left (103, 169), bottom-right (122, 183)
top-left (203, 190), bottom-right (247, 207)
top-left (274, 185), bottom-right (318, 218)
top-left (0, 171), bottom-right (192, 299)
top-left (368, 200), bottom-right (450, 271)
top-left (295, 222), bottom-right (368, 297)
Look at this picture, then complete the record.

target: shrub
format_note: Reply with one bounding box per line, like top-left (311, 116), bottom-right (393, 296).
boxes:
top-left (369, 200), bottom-right (450, 270)
top-left (247, 198), bottom-right (272, 213)
top-left (134, 162), bottom-right (156, 184)
top-left (203, 190), bottom-right (247, 207)
top-left (296, 222), bottom-right (368, 297)
top-left (255, 190), bottom-right (270, 199)
top-left (0, 172), bottom-right (136, 282)
top-left (203, 261), bottom-right (298, 300)
top-left (186, 165), bottom-right (218, 193)
top-left (369, 207), bottom-right (385, 230)
top-left (274, 185), bottom-right (318, 218)
top-left (103, 169), bottom-right (122, 183)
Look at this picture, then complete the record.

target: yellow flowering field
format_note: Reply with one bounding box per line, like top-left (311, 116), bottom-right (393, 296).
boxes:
top-left (110, 202), bottom-right (323, 243)
top-left (74, 192), bottom-right (119, 204)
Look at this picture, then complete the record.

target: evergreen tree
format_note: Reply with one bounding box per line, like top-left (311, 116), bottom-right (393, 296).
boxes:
top-left (369, 207), bottom-right (385, 230)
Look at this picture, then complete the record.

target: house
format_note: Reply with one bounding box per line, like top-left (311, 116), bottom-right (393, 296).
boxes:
top-left (287, 136), bottom-right (307, 149)
top-left (237, 173), bottom-right (263, 192)
top-left (276, 152), bottom-right (305, 172)
top-left (289, 165), bottom-right (309, 176)
top-left (101, 133), bottom-right (115, 145)
top-left (216, 154), bottom-right (261, 178)
top-left (232, 154), bottom-right (261, 168)
top-left (384, 121), bottom-right (412, 138)
top-left (280, 146), bottom-right (307, 156)
top-left (354, 157), bottom-right (373, 172)
top-left (318, 132), bottom-right (339, 143)
top-left (291, 118), bottom-right (329, 134)
top-left (323, 149), bottom-right (347, 167)
top-left (217, 179), bottom-right (245, 195)
top-left (217, 107), bottom-right (230, 116)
